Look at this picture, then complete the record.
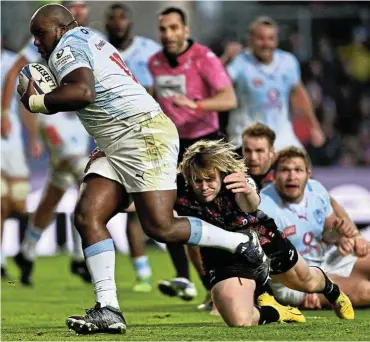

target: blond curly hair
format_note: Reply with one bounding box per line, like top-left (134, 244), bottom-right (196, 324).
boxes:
top-left (179, 140), bottom-right (248, 182)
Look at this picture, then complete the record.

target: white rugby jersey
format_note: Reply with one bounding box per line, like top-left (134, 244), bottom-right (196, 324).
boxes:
top-left (48, 27), bottom-right (161, 149)
top-left (1, 49), bottom-right (22, 146)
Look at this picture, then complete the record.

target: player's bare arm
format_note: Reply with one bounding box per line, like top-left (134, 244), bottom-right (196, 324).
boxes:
top-left (290, 83), bottom-right (325, 147)
top-left (172, 86), bottom-right (237, 112)
top-left (224, 172), bottom-right (260, 212)
top-left (18, 67), bottom-right (95, 114)
top-left (330, 197), bottom-right (359, 238)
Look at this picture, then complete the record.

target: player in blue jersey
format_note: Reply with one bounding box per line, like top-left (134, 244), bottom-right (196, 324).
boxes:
top-left (18, 4), bottom-right (268, 334)
top-left (259, 147), bottom-right (370, 309)
top-left (105, 2), bottom-right (161, 293)
top-left (1, 0), bottom-right (99, 286)
top-left (226, 16), bottom-right (325, 153)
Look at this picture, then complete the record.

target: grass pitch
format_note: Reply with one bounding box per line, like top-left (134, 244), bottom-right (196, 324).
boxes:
top-left (2, 247), bottom-right (370, 341)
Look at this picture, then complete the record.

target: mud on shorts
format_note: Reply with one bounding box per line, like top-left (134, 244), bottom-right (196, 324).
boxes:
top-left (85, 111), bottom-right (179, 193)
top-left (204, 230), bottom-right (299, 288)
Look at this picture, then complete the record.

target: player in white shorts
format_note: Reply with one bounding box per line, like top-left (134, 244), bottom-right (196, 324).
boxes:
top-left (1, 0), bottom-right (103, 286)
top-left (1, 46), bottom-right (42, 278)
top-left (18, 4), bottom-right (271, 334)
top-left (259, 147), bottom-right (370, 308)
top-left (225, 16), bottom-right (326, 152)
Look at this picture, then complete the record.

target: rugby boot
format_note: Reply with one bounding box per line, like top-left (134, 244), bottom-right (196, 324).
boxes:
top-left (66, 302), bottom-right (126, 334)
top-left (258, 292), bottom-right (306, 323)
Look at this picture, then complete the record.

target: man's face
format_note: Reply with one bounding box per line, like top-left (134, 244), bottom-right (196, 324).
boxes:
top-left (106, 7), bottom-right (131, 40)
top-left (68, 3), bottom-right (88, 26)
top-left (275, 157), bottom-right (311, 203)
top-left (31, 17), bottom-right (66, 60)
top-left (189, 169), bottom-right (222, 203)
top-left (250, 24), bottom-right (278, 63)
top-left (159, 13), bottom-right (188, 55)
top-left (243, 136), bottom-right (274, 176)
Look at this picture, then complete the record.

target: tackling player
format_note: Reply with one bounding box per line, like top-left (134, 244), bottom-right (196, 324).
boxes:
top-left (226, 16), bottom-right (325, 153)
top-left (105, 2), bottom-right (161, 293)
top-left (18, 4), bottom-right (268, 334)
top-left (259, 147), bottom-right (370, 309)
top-left (176, 141), bottom-right (354, 323)
top-left (2, 0), bottom-right (98, 286)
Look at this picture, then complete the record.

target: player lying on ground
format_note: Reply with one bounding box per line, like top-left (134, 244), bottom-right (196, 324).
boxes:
top-left (88, 140), bottom-right (355, 326)
top-left (259, 147), bottom-right (370, 309)
top-left (18, 4), bottom-right (268, 334)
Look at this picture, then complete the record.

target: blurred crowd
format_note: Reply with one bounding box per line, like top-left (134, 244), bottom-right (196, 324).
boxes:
top-left (297, 26), bottom-right (370, 166)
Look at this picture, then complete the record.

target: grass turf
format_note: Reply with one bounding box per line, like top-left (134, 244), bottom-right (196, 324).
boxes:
top-left (2, 247), bottom-right (370, 341)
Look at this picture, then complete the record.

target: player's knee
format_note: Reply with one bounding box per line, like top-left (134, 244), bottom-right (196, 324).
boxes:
top-left (227, 317), bottom-right (254, 327)
top-left (142, 218), bottom-right (174, 243)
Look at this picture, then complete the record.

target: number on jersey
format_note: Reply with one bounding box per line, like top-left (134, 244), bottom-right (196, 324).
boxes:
top-left (109, 52), bottom-right (139, 84)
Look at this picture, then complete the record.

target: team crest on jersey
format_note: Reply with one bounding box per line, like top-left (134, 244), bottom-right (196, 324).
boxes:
top-left (252, 78), bottom-right (263, 87)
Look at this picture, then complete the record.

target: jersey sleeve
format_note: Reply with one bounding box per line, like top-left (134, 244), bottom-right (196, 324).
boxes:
top-left (286, 53), bottom-right (301, 88)
top-left (199, 49), bottom-right (232, 90)
top-left (259, 194), bottom-right (290, 231)
top-left (307, 179), bottom-right (334, 217)
top-left (226, 55), bottom-right (242, 82)
top-left (20, 38), bottom-right (40, 63)
top-left (137, 41), bottom-right (162, 88)
top-left (49, 43), bottom-right (92, 83)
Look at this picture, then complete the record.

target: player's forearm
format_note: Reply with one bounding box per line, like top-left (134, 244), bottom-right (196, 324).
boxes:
top-left (20, 106), bottom-right (39, 141)
top-left (236, 191), bottom-right (260, 213)
top-left (197, 87), bottom-right (237, 112)
top-left (290, 84), bottom-right (321, 129)
top-left (330, 197), bottom-right (359, 237)
top-left (44, 83), bottom-right (96, 113)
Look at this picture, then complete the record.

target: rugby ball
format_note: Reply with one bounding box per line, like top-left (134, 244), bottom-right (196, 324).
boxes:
top-left (19, 63), bottom-right (57, 94)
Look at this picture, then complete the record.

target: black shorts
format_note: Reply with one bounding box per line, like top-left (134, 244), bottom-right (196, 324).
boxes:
top-left (203, 230), bottom-right (298, 289)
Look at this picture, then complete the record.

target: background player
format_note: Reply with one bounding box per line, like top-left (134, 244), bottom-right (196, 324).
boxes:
top-left (1, 42), bottom-right (42, 278)
top-left (105, 2), bottom-right (161, 293)
top-left (18, 4), bottom-right (267, 334)
top-left (1, 0), bottom-right (98, 286)
top-left (226, 16), bottom-right (325, 153)
top-left (259, 147), bottom-right (370, 308)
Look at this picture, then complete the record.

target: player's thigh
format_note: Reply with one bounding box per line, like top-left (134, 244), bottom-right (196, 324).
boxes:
top-left (1, 176), bottom-right (29, 215)
top-left (75, 174), bottom-right (128, 224)
top-left (132, 190), bottom-right (178, 235)
top-left (212, 277), bottom-right (256, 327)
top-left (272, 253), bottom-right (312, 289)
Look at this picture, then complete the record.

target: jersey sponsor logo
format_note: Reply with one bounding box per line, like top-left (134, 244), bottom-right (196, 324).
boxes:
top-left (268, 88), bottom-right (280, 101)
top-left (80, 28), bottom-right (89, 34)
top-left (283, 225), bottom-right (296, 237)
top-left (95, 40), bottom-right (106, 51)
top-left (303, 231), bottom-right (314, 246)
top-left (53, 46), bottom-right (76, 70)
top-left (155, 75), bottom-right (186, 98)
top-left (252, 78), bottom-right (263, 87)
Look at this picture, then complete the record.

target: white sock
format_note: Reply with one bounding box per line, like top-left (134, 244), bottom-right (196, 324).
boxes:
top-left (133, 255), bottom-right (152, 279)
top-left (71, 215), bottom-right (84, 261)
top-left (21, 223), bottom-right (43, 261)
top-left (1, 246), bottom-right (6, 267)
top-left (84, 238), bottom-right (120, 309)
top-left (187, 217), bottom-right (249, 253)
